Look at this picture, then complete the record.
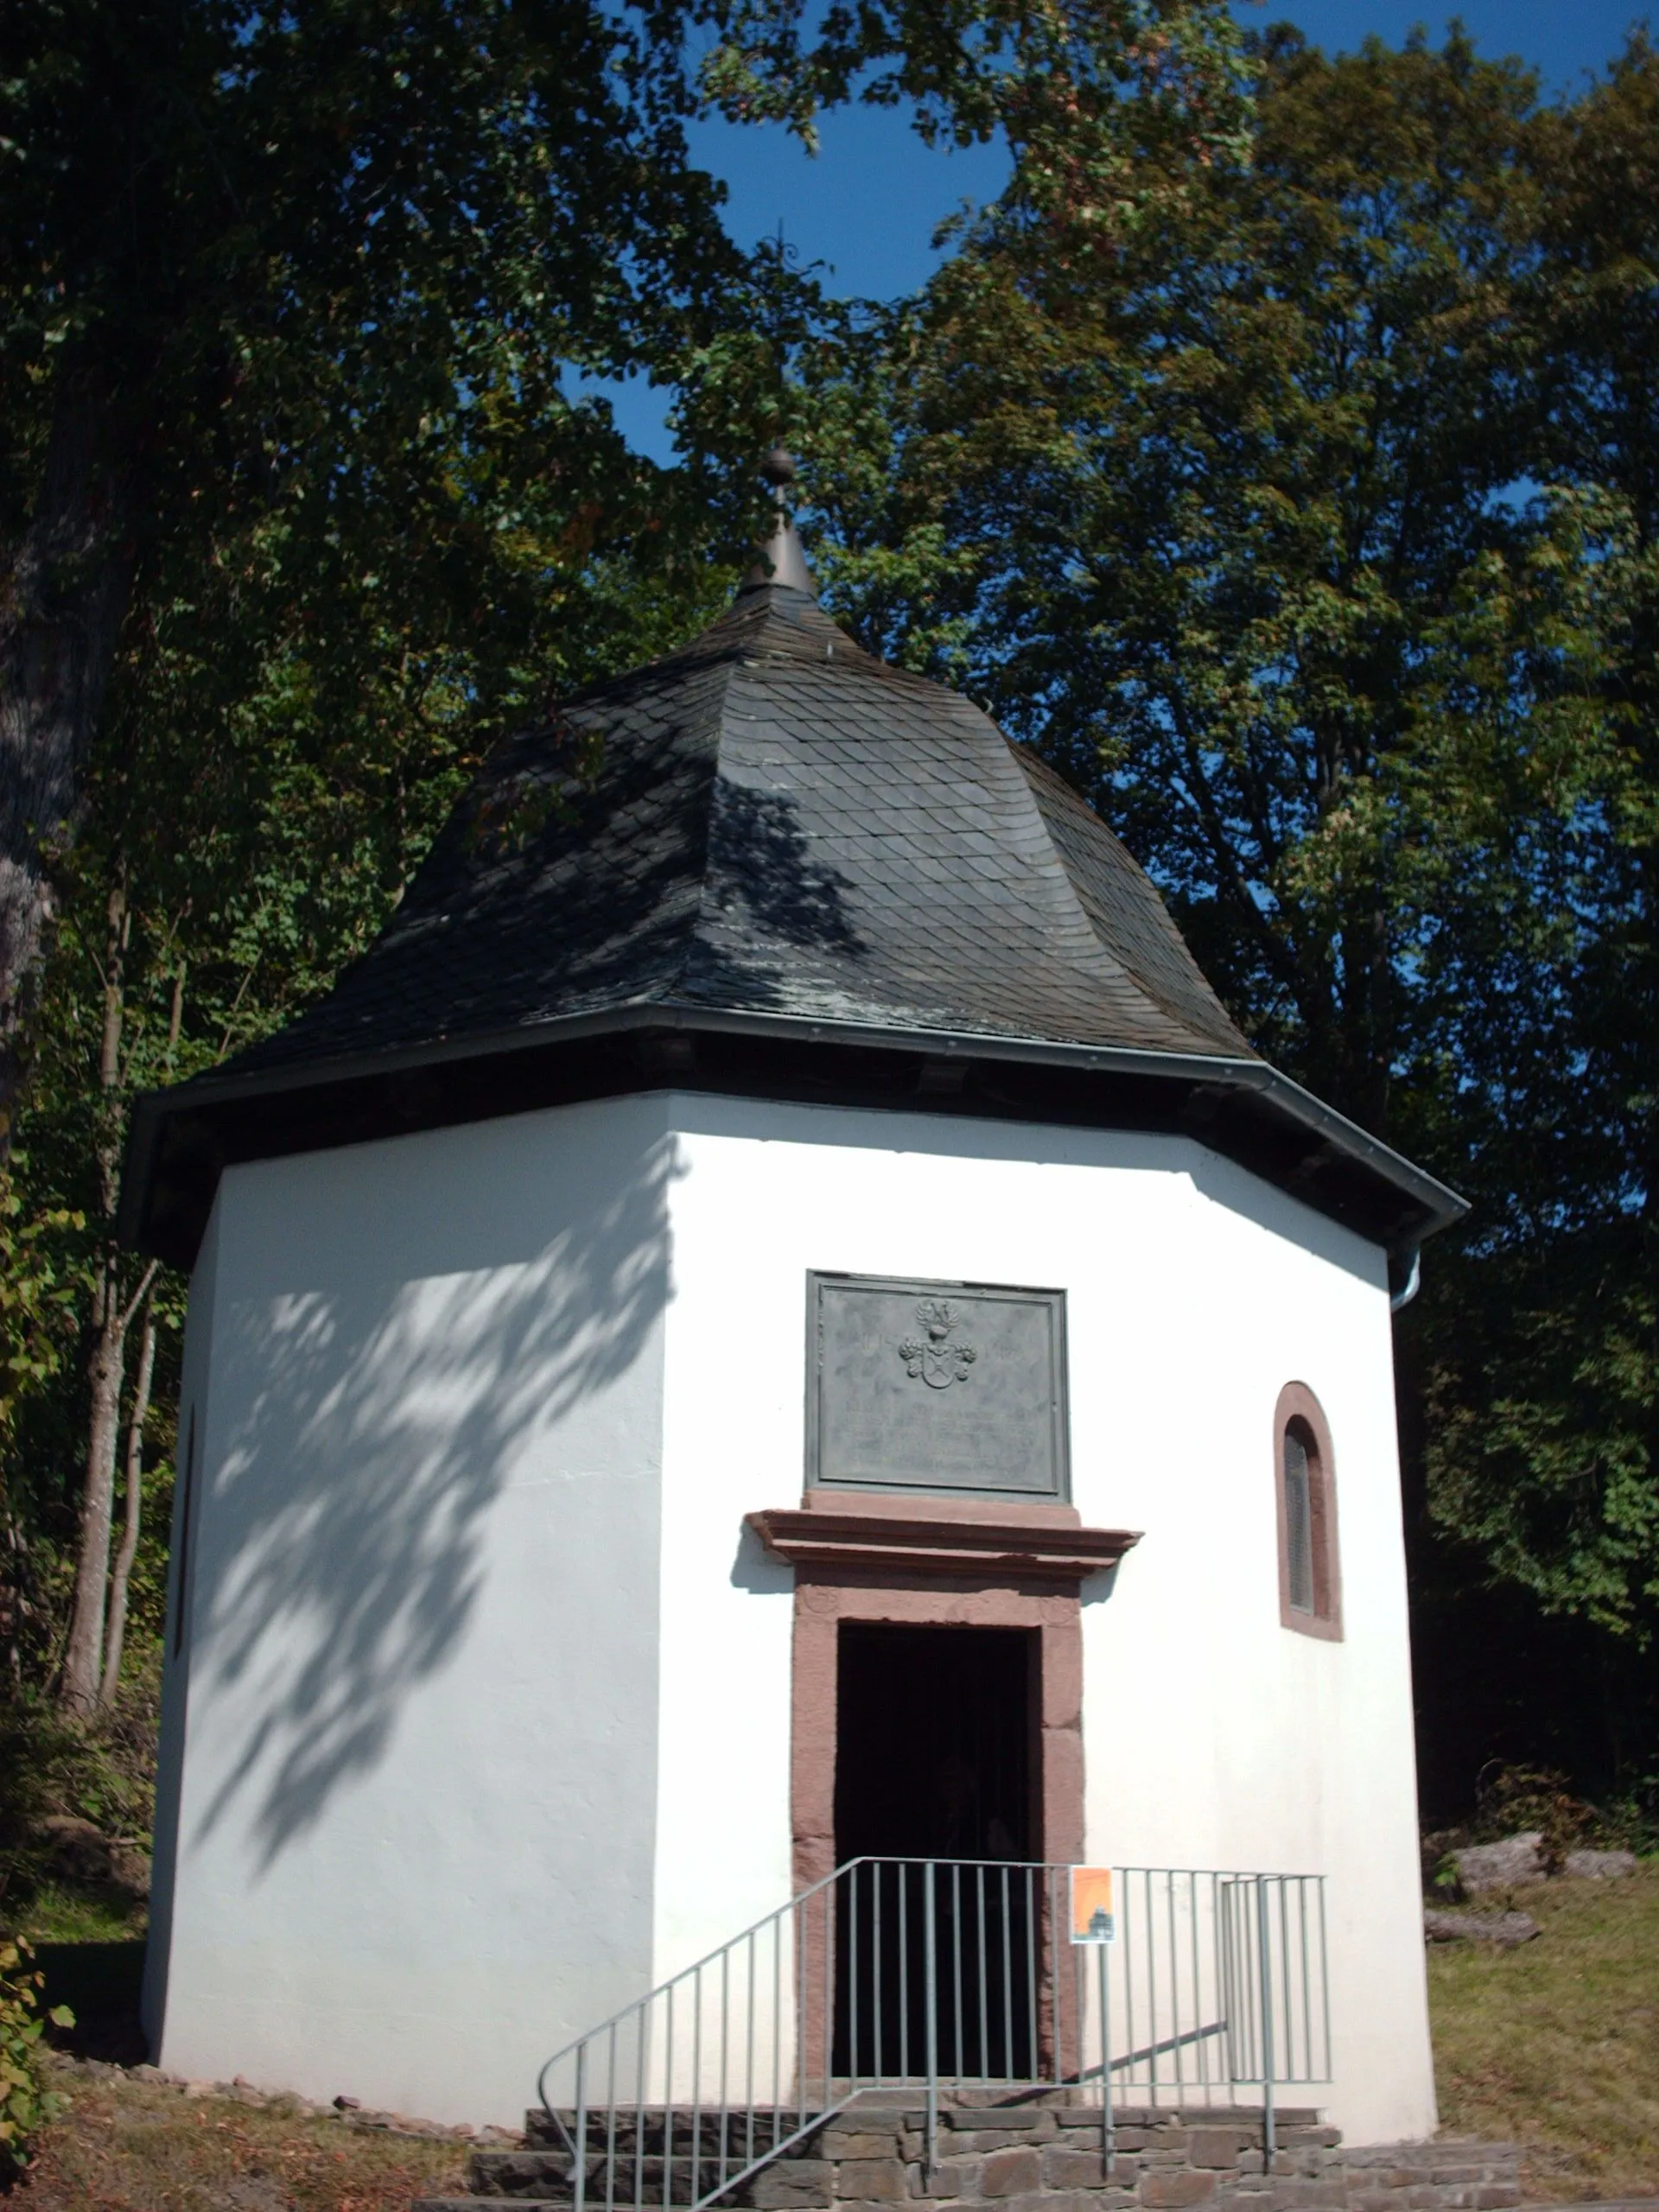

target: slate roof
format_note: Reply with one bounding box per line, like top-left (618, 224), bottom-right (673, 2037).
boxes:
top-left (123, 556), bottom-right (1466, 1265)
top-left (219, 578), bottom-right (1255, 1081)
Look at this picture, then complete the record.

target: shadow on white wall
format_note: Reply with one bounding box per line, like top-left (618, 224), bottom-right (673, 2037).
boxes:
top-left (190, 1118), bottom-right (677, 1868)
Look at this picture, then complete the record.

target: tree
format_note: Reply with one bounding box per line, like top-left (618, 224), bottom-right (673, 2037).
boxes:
top-left (0, 0), bottom-right (1251, 1126)
top-left (0, 0), bottom-right (758, 1714)
top-left (2, 0), bottom-right (1251, 1723)
top-left (1412, 41), bottom-right (1659, 1750)
top-left (797, 27), bottom-right (1659, 1794)
top-left (805, 24), bottom-right (1544, 1128)
top-left (0, 0), bottom-right (753, 1135)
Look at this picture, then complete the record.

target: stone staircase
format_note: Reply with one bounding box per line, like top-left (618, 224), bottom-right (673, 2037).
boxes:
top-left (411, 2092), bottom-right (1523, 2212)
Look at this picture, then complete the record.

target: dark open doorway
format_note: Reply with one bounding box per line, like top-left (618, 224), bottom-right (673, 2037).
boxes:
top-left (833, 1624), bottom-right (1039, 2080)
top-left (836, 1624), bottom-right (1035, 1862)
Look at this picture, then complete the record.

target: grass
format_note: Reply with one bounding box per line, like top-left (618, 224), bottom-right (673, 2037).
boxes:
top-left (16, 2056), bottom-right (472, 2210)
top-left (9, 1861), bottom-right (1657, 2208)
top-left (1427, 1859), bottom-right (1659, 2201)
top-left (13, 1880), bottom-right (149, 1944)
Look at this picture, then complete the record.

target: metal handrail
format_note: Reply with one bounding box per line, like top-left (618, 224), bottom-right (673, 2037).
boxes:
top-left (536, 1860), bottom-right (1330, 2212)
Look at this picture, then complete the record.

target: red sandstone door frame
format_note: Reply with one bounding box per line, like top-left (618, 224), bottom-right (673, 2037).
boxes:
top-left (791, 1570), bottom-right (1085, 1893)
top-left (789, 1568), bottom-right (1086, 2087)
top-left (747, 1502), bottom-right (1136, 2088)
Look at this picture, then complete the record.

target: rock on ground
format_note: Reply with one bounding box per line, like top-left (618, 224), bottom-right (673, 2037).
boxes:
top-left (35, 1813), bottom-right (151, 1897)
top-left (1446, 1832), bottom-right (1641, 1894)
top-left (1561, 1847), bottom-right (1639, 1880)
top-left (1452, 1833), bottom-right (1546, 1892)
top-left (1425, 1908), bottom-right (1541, 1947)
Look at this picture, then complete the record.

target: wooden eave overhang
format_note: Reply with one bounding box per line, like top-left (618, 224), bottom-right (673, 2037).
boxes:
top-left (119, 1001), bottom-right (1467, 1273)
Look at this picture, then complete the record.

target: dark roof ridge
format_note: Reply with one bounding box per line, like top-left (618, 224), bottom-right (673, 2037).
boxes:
top-left (976, 736), bottom-right (1241, 1059)
top-left (626, 620), bottom-right (748, 1012)
top-left (516, 580), bottom-right (846, 727)
top-left (1007, 744), bottom-right (1255, 1061)
top-left (691, 582), bottom-right (969, 704)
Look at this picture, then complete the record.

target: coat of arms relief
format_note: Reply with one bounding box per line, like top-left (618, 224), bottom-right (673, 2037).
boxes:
top-left (897, 1299), bottom-right (978, 1389)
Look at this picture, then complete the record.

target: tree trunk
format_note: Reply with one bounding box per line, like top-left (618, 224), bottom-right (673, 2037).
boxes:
top-left (60, 1267), bottom-right (128, 1717)
top-left (0, 364), bottom-right (137, 1145)
top-left (58, 872), bottom-right (151, 1717)
top-left (2, 1508), bottom-right (30, 1690)
top-left (60, 1254), bottom-right (156, 1716)
top-left (99, 1299), bottom-right (156, 1707)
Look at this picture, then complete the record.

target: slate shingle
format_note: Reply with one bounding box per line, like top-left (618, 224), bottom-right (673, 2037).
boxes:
top-left (214, 579), bottom-right (1255, 1090)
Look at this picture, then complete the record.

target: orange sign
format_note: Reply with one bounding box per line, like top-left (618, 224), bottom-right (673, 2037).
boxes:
top-left (1070, 1866), bottom-right (1116, 1944)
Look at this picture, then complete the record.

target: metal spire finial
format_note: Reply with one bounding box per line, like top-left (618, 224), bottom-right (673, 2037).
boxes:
top-left (743, 443), bottom-right (814, 595)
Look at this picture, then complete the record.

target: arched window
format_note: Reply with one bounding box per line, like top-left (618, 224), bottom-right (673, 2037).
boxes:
top-left (1274, 1384), bottom-right (1340, 1640)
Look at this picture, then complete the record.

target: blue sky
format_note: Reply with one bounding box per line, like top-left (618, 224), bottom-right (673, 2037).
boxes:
top-left (597, 3), bottom-right (1651, 459)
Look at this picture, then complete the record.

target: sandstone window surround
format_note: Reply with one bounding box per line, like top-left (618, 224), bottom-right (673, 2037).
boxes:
top-left (1274, 1382), bottom-right (1342, 1641)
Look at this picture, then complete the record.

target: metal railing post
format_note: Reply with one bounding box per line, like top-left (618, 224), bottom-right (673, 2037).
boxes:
top-left (1049, 1866), bottom-right (1063, 2091)
top-left (1255, 1876), bottom-right (1276, 2163)
top-left (1097, 1935), bottom-right (1114, 2176)
top-left (924, 1859), bottom-right (939, 2177)
top-left (849, 1865), bottom-right (861, 2088)
top-left (574, 2042), bottom-right (588, 2212)
top-left (664, 1984), bottom-right (676, 2211)
top-left (536, 1857), bottom-right (1327, 2212)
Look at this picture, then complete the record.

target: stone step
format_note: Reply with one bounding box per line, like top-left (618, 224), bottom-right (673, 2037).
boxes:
top-left (413, 2202), bottom-right (565, 2212)
top-left (524, 2113), bottom-right (810, 2153)
top-left (525, 2102), bottom-right (1321, 2148)
top-left (412, 2104), bottom-right (1525, 2212)
top-left (469, 2148), bottom-right (771, 2203)
top-left (464, 2117), bottom-right (1344, 2204)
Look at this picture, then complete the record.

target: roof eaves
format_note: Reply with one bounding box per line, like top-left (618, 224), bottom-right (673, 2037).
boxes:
top-left (118, 996), bottom-right (1465, 1252)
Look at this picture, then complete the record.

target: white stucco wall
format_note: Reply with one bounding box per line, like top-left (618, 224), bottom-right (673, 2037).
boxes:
top-left (653, 1094), bottom-right (1434, 2145)
top-left (151, 1084), bottom-right (1433, 2142)
top-left (149, 1095), bottom-right (674, 2124)
top-left (143, 1187), bottom-right (223, 2050)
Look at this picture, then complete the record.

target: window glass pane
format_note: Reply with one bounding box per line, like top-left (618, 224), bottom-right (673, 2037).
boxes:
top-left (1284, 1427), bottom-right (1313, 1613)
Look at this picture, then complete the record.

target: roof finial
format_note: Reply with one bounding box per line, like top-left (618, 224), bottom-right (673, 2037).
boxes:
top-left (743, 444), bottom-right (815, 596)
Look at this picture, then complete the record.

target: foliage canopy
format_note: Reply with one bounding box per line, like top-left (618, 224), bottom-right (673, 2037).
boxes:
top-left (790, 27), bottom-right (1659, 1732)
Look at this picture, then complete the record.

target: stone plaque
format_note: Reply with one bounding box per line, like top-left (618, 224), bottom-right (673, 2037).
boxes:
top-left (806, 1273), bottom-right (1069, 1499)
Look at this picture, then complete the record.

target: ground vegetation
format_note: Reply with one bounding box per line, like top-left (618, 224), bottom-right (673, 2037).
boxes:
top-left (1427, 1860), bottom-right (1659, 2197)
top-left (15, 2057), bottom-right (472, 2209)
top-left (0, 1941), bottom-right (71, 2184)
top-left (2, 1862), bottom-right (1655, 2202)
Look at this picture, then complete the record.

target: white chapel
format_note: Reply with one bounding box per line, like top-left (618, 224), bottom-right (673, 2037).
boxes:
top-left (122, 472), bottom-right (1464, 2148)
